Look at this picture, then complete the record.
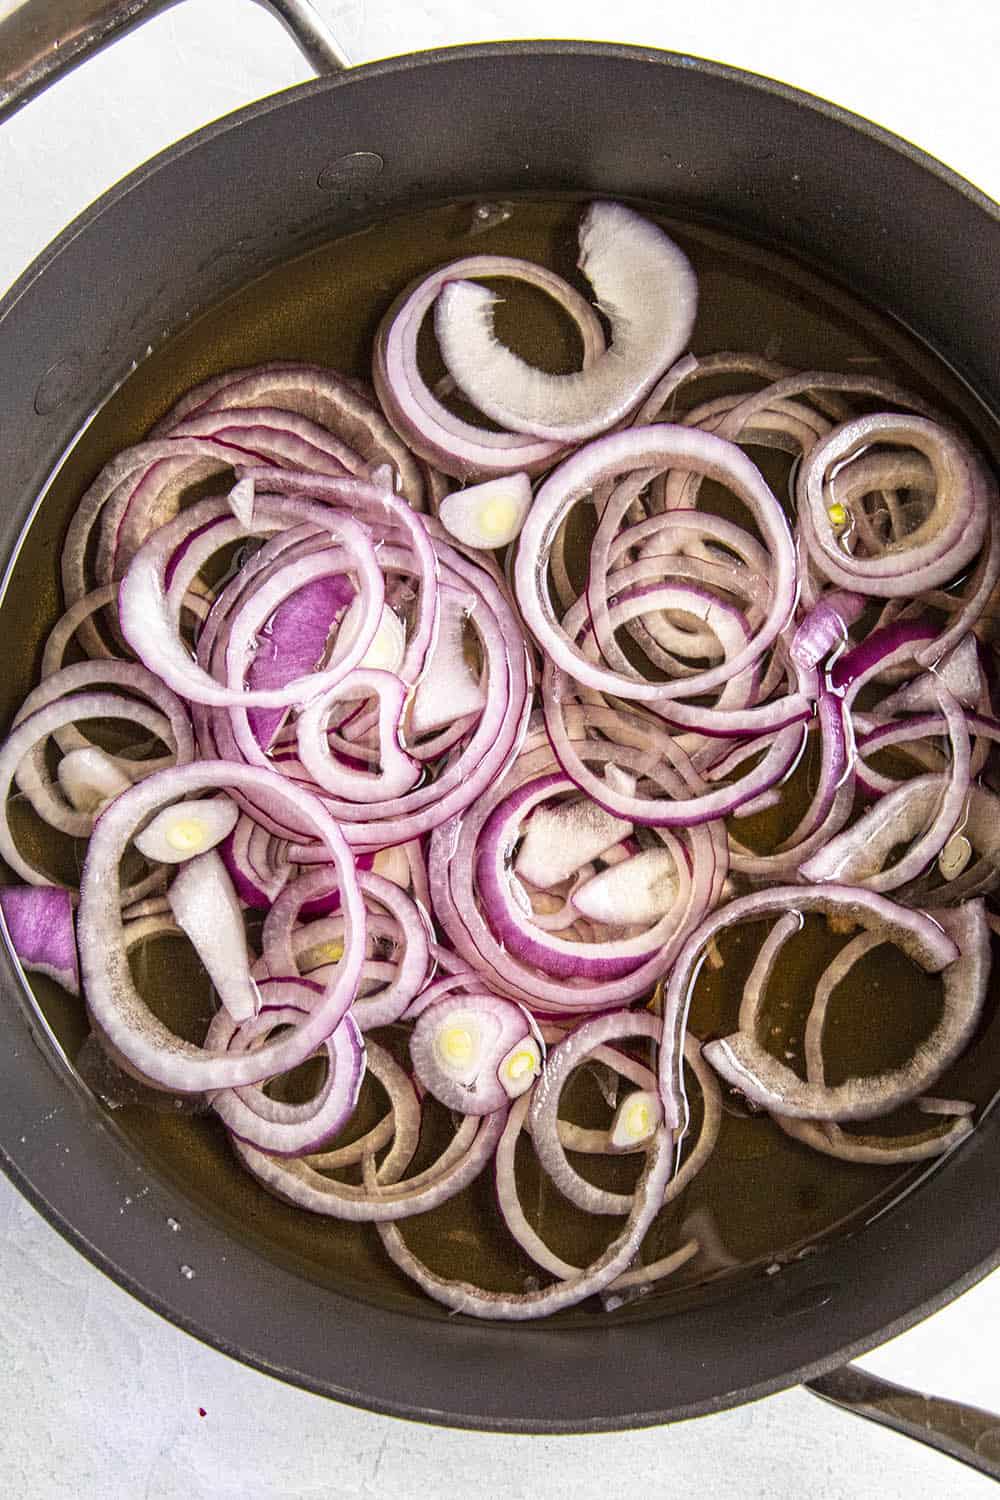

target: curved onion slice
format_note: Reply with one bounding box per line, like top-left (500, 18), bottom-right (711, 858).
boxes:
top-left (373, 253), bottom-right (607, 480)
top-left (701, 900), bottom-right (987, 1122)
top-left (797, 414), bottom-right (992, 597)
top-left (529, 1010), bottom-right (664, 1216)
top-left (514, 424), bottom-right (798, 708)
top-left (436, 203), bottom-right (697, 442)
top-left (774, 931), bottom-right (976, 1164)
top-left (207, 981), bottom-right (365, 1156)
top-left (235, 1097), bottom-right (507, 1222)
top-left (495, 1091), bottom-right (699, 1295)
top-left (77, 762), bottom-right (365, 1093)
top-left (374, 1116), bottom-right (673, 1319)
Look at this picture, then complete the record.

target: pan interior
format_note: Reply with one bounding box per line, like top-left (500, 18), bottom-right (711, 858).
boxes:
top-left (2, 192), bottom-right (998, 1327)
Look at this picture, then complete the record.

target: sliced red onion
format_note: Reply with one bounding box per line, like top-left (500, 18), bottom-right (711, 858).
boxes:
top-left (798, 415), bottom-right (991, 597)
top-left (873, 635), bottom-right (983, 720)
top-left (663, 883), bottom-right (960, 1129)
top-left (830, 618), bottom-right (940, 698)
top-left (409, 992), bottom-right (539, 1115)
top-left (219, 815), bottom-right (292, 910)
top-left (374, 1118), bottom-right (673, 1319)
top-left (474, 774), bottom-right (691, 983)
top-left (515, 424), bottom-right (797, 707)
top-left (436, 204), bottom-right (697, 442)
top-left (302, 1039), bottom-right (421, 1173)
top-left (77, 762), bottom-right (365, 1093)
top-left (134, 796), bottom-right (239, 864)
top-left (261, 867), bottom-right (430, 1031)
top-left (119, 492), bottom-right (385, 708)
top-left (235, 1101), bottom-right (507, 1222)
top-left (801, 682), bottom-right (970, 892)
top-left (916, 513), bottom-right (1000, 666)
top-left (207, 980), bottom-right (365, 1156)
top-left (244, 571), bottom-right (355, 748)
top-left (529, 1011), bottom-right (664, 1215)
top-left (284, 545), bottom-right (531, 852)
top-left (543, 665), bottom-right (807, 825)
top-left (702, 899), bottom-right (987, 1121)
top-left (0, 885), bottom-right (79, 995)
top-left (0, 690), bottom-right (188, 888)
top-left (13, 657), bottom-right (194, 800)
top-left (296, 669), bottom-right (421, 803)
top-left (737, 911), bottom-right (804, 1034)
top-left (61, 437), bottom-right (249, 636)
top-left (409, 585), bottom-right (486, 736)
top-left (494, 1089), bottom-right (698, 1294)
top-left (776, 1111), bottom-right (974, 1163)
top-left (855, 711), bottom-right (1000, 798)
top-left (776, 930), bottom-right (977, 1163)
top-left (572, 849), bottom-right (678, 926)
top-left (155, 361), bottom-right (428, 509)
top-left (167, 851), bottom-right (259, 1023)
top-left (789, 591), bottom-right (867, 671)
top-left (438, 473), bottom-right (532, 549)
top-left (373, 253), bottom-right (606, 479)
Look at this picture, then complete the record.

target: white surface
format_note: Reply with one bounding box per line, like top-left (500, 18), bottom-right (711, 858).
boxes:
top-left (2, 2), bottom-right (1000, 1495)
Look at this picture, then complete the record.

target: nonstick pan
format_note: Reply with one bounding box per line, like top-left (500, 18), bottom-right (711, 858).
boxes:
top-left (0, 0), bottom-right (998, 1472)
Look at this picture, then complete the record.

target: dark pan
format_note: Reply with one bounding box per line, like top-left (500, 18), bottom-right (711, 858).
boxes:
top-left (0, 1), bottom-right (998, 1468)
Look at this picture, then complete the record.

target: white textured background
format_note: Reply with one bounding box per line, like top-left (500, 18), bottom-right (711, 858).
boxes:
top-left (2, 2), bottom-right (1000, 1495)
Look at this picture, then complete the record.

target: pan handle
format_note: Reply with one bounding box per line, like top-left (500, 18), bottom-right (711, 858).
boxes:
top-left (0, 0), bottom-right (349, 124)
top-left (805, 1364), bottom-right (1000, 1483)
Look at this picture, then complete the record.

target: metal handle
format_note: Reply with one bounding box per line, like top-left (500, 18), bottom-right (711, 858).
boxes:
top-left (0, 0), bottom-right (349, 123)
top-left (805, 1364), bottom-right (1000, 1483)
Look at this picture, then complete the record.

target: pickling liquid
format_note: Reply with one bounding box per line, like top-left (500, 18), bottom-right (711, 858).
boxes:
top-left (2, 195), bottom-right (999, 1323)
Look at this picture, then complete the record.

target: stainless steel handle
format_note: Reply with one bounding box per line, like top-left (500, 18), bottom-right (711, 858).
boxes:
top-left (805, 1364), bottom-right (1000, 1483)
top-left (0, 0), bottom-right (349, 123)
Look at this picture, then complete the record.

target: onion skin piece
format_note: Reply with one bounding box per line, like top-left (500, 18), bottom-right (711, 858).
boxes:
top-left (0, 885), bottom-right (79, 996)
top-left (703, 900), bottom-right (988, 1121)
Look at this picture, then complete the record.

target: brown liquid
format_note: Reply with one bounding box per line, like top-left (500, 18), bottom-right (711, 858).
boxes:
top-left (2, 196), bottom-right (999, 1323)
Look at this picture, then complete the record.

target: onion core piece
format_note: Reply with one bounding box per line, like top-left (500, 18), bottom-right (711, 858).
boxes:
top-left (135, 796), bottom-right (240, 864)
top-left (409, 991), bottom-right (538, 1115)
top-left (439, 473), bottom-right (532, 549)
top-left (167, 850), bottom-right (259, 1023)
